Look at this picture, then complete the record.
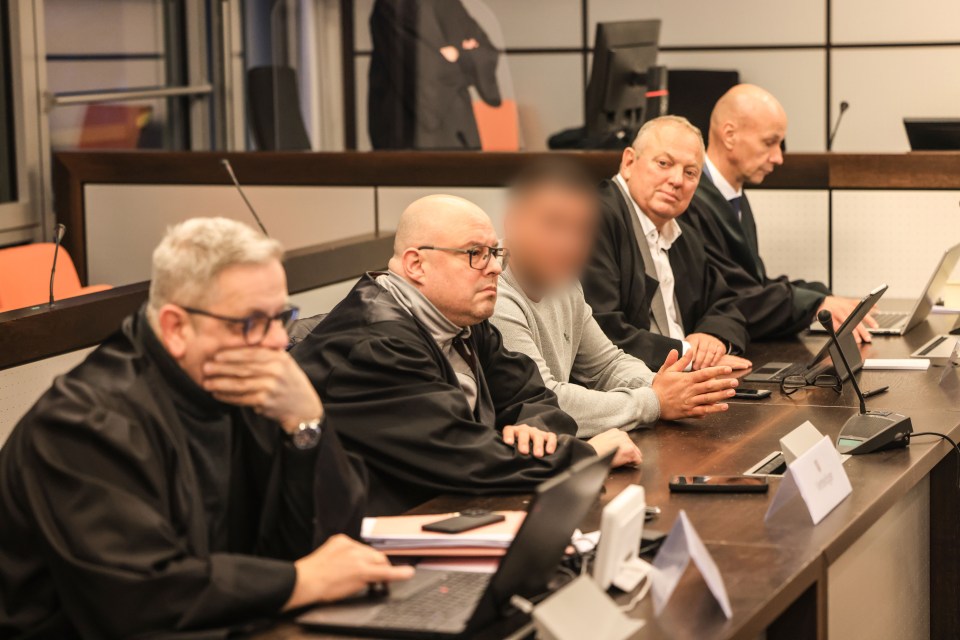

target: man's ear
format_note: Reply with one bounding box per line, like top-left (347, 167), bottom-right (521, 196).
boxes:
top-left (156, 304), bottom-right (191, 360)
top-left (400, 248), bottom-right (428, 286)
top-left (619, 146), bottom-right (636, 180)
top-left (720, 121), bottom-right (737, 151)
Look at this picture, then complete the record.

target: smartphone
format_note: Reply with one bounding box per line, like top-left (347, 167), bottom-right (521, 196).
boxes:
top-left (733, 389), bottom-right (772, 400)
top-left (422, 510), bottom-right (506, 534)
top-left (669, 475), bottom-right (769, 494)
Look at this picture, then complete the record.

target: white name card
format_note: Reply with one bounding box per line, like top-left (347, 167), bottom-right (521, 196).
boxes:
top-left (651, 510), bottom-right (732, 619)
top-left (766, 435), bottom-right (852, 525)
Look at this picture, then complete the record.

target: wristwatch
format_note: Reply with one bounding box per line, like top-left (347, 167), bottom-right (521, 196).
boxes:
top-left (290, 417), bottom-right (323, 450)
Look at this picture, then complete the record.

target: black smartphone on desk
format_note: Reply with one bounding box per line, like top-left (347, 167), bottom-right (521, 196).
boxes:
top-left (422, 510), bottom-right (505, 534)
top-left (669, 475), bottom-right (769, 494)
top-left (733, 389), bottom-right (771, 400)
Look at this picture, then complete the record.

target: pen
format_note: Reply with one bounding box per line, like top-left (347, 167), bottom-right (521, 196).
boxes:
top-left (863, 385), bottom-right (890, 399)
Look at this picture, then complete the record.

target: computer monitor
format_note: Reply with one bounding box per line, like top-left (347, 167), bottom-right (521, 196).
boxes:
top-left (904, 118), bottom-right (960, 150)
top-left (585, 20), bottom-right (661, 139)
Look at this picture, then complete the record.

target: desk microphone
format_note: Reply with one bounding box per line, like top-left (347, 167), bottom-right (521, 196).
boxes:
top-left (49, 223), bottom-right (66, 307)
top-left (827, 100), bottom-right (849, 151)
top-left (221, 158), bottom-right (270, 236)
top-left (818, 309), bottom-right (912, 454)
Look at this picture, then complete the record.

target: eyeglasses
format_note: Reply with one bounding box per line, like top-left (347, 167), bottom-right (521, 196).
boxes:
top-left (417, 245), bottom-right (510, 271)
top-left (181, 304), bottom-right (300, 345)
top-left (780, 374), bottom-right (842, 396)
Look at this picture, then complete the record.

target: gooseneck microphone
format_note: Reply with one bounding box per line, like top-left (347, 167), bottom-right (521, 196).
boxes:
top-left (827, 100), bottom-right (849, 151)
top-left (221, 158), bottom-right (270, 236)
top-left (49, 223), bottom-right (66, 307)
top-left (818, 309), bottom-right (866, 414)
top-left (817, 309), bottom-right (913, 455)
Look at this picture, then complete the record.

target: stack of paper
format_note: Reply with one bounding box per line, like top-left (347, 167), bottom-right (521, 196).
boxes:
top-left (361, 511), bottom-right (525, 557)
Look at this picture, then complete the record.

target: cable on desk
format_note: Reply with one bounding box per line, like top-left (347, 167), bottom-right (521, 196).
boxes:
top-left (908, 431), bottom-right (960, 489)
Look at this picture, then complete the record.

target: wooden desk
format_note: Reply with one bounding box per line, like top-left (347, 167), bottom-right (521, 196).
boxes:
top-left (256, 315), bottom-right (960, 640)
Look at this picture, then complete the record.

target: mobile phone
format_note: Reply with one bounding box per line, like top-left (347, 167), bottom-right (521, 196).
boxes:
top-left (733, 389), bottom-right (772, 400)
top-left (422, 510), bottom-right (506, 534)
top-left (668, 475), bottom-right (769, 494)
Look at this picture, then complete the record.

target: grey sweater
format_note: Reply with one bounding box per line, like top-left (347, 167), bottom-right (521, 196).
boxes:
top-left (492, 269), bottom-right (660, 437)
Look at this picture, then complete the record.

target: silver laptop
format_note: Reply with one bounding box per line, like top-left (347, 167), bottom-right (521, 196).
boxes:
top-left (811, 242), bottom-right (960, 336)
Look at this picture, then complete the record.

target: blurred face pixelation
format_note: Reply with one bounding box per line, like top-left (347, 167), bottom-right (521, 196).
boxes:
top-left (505, 183), bottom-right (598, 291)
top-left (620, 122), bottom-right (704, 228)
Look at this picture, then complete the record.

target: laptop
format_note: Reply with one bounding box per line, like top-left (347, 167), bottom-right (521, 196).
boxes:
top-left (296, 452), bottom-right (615, 639)
top-left (810, 243), bottom-right (960, 336)
top-left (746, 284), bottom-right (887, 384)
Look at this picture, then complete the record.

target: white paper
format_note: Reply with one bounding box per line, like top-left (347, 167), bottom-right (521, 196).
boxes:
top-left (651, 510), bottom-right (732, 619)
top-left (766, 436), bottom-right (852, 525)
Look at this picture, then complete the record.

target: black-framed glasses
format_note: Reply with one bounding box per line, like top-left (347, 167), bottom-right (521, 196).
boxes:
top-left (417, 245), bottom-right (510, 271)
top-left (181, 304), bottom-right (300, 345)
top-left (780, 374), bottom-right (842, 397)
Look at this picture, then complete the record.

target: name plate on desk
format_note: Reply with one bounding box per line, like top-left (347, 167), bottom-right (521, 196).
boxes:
top-left (651, 510), bottom-right (732, 619)
top-left (766, 435), bottom-right (852, 525)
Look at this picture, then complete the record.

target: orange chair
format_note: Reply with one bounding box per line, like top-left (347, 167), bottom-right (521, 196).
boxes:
top-left (472, 99), bottom-right (520, 151)
top-left (0, 243), bottom-right (112, 313)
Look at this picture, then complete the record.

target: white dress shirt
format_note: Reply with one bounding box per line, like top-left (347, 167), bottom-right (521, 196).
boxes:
top-left (614, 173), bottom-right (687, 341)
top-left (704, 156), bottom-right (743, 219)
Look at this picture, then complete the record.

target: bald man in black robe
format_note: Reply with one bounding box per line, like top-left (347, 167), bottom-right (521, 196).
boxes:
top-left (293, 195), bottom-right (642, 516)
top-left (0, 218), bottom-right (411, 639)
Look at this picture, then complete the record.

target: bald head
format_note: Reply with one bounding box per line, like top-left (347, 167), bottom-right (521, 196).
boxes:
top-left (389, 194), bottom-right (502, 327)
top-left (706, 84), bottom-right (787, 188)
top-left (393, 195), bottom-right (492, 258)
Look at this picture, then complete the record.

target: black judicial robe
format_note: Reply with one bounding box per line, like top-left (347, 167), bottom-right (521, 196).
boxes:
top-left (291, 274), bottom-right (596, 517)
top-left (684, 173), bottom-right (830, 340)
top-left (581, 180), bottom-right (749, 369)
top-left (0, 310), bottom-right (364, 640)
top-left (368, 0), bottom-right (500, 150)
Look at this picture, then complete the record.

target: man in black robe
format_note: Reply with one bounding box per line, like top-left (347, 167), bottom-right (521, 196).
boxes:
top-left (368, 0), bottom-right (501, 150)
top-left (582, 115), bottom-right (751, 371)
top-left (683, 84), bottom-right (876, 341)
top-left (293, 195), bottom-right (642, 516)
top-left (0, 218), bottom-right (412, 639)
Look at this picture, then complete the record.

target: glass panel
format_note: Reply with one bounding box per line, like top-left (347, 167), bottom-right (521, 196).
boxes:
top-left (43, 0), bottom-right (190, 150)
top-left (0, 1), bottom-right (16, 203)
top-left (352, 0), bottom-right (518, 151)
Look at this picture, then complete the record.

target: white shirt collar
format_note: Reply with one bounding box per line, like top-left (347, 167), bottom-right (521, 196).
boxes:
top-left (613, 173), bottom-right (682, 250)
top-left (704, 155), bottom-right (742, 201)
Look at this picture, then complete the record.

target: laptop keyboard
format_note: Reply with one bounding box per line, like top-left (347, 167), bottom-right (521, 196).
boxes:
top-left (366, 571), bottom-right (492, 632)
top-left (873, 310), bottom-right (909, 329)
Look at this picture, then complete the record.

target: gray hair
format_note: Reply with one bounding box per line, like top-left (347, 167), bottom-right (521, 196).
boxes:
top-left (631, 115), bottom-right (705, 155)
top-left (147, 217), bottom-right (283, 321)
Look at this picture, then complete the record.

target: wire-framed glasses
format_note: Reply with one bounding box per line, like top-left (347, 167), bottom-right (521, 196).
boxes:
top-left (780, 373), bottom-right (842, 396)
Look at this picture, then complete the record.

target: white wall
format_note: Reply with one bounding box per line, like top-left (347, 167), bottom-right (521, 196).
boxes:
top-left (348, 0), bottom-right (960, 152)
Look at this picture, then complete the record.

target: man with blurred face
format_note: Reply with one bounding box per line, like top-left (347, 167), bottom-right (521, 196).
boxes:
top-left (0, 218), bottom-right (413, 639)
top-left (582, 115), bottom-right (751, 371)
top-left (685, 84), bottom-right (876, 342)
top-left (493, 159), bottom-right (741, 437)
top-left (293, 195), bottom-right (642, 515)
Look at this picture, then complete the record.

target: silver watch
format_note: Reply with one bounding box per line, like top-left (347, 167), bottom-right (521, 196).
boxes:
top-left (291, 418), bottom-right (323, 450)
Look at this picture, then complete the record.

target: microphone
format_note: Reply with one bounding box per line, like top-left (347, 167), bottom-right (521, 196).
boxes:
top-left (827, 100), bottom-right (849, 151)
top-left (817, 309), bottom-right (866, 414)
top-left (49, 223), bottom-right (66, 307)
top-left (221, 159), bottom-right (270, 236)
top-left (817, 309), bottom-right (912, 455)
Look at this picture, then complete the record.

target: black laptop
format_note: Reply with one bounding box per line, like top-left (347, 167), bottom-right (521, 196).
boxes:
top-left (744, 284), bottom-right (887, 384)
top-left (296, 452), bottom-right (614, 638)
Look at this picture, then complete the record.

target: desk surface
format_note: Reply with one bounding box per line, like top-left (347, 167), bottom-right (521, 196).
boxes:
top-left (256, 313), bottom-right (960, 640)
